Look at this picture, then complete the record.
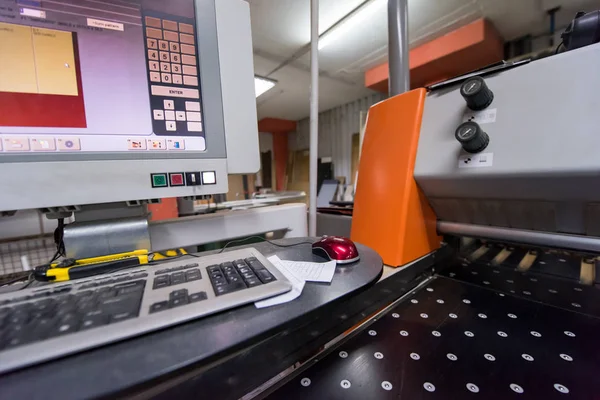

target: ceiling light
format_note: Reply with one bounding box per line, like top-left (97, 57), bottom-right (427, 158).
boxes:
top-left (319, 0), bottom-right (386, 50)
top-left (255, 76), bottom-right (277, 98)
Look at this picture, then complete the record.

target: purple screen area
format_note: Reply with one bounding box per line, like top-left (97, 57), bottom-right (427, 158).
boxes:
top-left (0, 0), bottom-right (197, 137)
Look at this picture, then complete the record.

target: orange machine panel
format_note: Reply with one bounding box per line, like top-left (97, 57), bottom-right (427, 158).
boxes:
top-left (351, 88), bottom-right (441, 267)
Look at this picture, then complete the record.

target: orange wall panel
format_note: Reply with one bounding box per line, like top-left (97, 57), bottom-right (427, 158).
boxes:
top-left (365, 19), bottom-right (504, 92)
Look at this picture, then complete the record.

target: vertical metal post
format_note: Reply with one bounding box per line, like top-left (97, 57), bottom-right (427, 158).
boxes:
top-left (388, 0), bottom-right (410, 96)
top-left (309, 0), bottom-right (319, 237)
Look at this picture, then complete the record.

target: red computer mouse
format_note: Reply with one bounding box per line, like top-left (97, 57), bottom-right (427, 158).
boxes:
top-left (312, 236), bottom-right (360, 264)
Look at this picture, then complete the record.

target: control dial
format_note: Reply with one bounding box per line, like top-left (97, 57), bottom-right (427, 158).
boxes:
top-left (455, 121), bottom-right (489, 153)
top-left (460, 77), bottom-right (494, 110)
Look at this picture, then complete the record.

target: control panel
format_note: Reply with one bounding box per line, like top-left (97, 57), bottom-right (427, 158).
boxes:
top-left (144, 14), bottom-right (204, 137)
top-left (414, 43), bottom-right (600, 236)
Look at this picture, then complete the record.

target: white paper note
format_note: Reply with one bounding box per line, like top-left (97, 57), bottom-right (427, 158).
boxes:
top-left (255, 255), bottom-right (305, 309)
top-left (282, 260), bottom-right (337, 283)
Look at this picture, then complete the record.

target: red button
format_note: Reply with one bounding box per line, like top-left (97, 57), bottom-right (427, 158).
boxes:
top-left (169, 173), bottom-right (185, 186)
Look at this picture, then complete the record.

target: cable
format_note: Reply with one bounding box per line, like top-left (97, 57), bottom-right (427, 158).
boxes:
top-left (218, 236), bottom-right (314, 254)
top-left (555, 41), bottom-right (564, 54)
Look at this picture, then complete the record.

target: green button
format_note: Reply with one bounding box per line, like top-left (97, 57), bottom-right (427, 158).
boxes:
top-left (151, 174), bottom-right (167, 188)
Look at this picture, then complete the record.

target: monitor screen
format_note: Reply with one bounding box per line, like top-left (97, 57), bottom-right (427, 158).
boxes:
top-left (0, 0), bottom-right (206, 153)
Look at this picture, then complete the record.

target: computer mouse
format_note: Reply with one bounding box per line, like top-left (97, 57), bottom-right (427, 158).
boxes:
top-left (312, 236), bottom-right (360, 264)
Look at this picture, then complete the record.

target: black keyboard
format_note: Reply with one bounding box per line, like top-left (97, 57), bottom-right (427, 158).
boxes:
top-left (0, 248), bottom-right (291, 374)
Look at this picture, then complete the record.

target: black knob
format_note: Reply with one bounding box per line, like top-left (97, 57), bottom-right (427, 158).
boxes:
top-left (455, 121), bottom-right (489, 153)
top-left (460, 77), bottom-right (494, 110)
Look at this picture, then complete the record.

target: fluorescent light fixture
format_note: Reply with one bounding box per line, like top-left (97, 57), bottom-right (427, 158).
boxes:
top-left (255, 76), bottom-right (277, 98)
top-left (319, 0), bottom-right (386, 50)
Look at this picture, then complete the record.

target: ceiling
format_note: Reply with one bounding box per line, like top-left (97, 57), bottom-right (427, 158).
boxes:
top-left (249, 0), bottom-right (600, 121)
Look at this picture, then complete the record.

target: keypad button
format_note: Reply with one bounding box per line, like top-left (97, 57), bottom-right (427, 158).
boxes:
top-left (181, 44), bottom-right (195, 55)
top-left (159, 51), bottom-right (170, 62)
top-left (185, 269), bottom-right (202, 281)
top-left (170, 42), bottom-right (180, 52)
top-left (185, 101), bottom-right (201, 111)
top-left (172, 64), bottom-right (181, 74)
top-left (179, 22), bottom-right (194, 34)
top-left (165, 110), bottom-right (175, 120)
top-left (175, 111), bottom-right (186, 121)
top-left (183, 65), bottom-right (197, 76)
top-left (145, 16), bottom-right (162, 28)
top-left (184, 76), bottom-right (198, 86)
top-left (182, 55), bottom-right (196, 65)
top-left (180, 33), bottom-right (194, 44)
top-left (160, 62), bottom-right (171, 72)
top-left (189, 292), bottom-right (207, 303)
top-left (171, 53), bottom-right (181, 63)
top-left (161, 73), bottom-right (171, 83)
top-left (164, 100), bottom-right (174, 110)
top-left (153, 275), bottom-right (170, 289)
top-left (146, 27), bottom-right (162, 39)
top-left (153, 110), bottom-right (164, 120)
top-left (147, 38), bottom-right (157, 49)
top-left (158, 40), bottom-right (169, 51)
top-left (187, 122), bottom-right (202, 132)
top-left (150, 72), bottom-right (161, 82)
top-left (149, 61), bottom-right (159, 71)
top-left (164, 30), bottom-right (178, 42)
top-left (246, 278), bottom-right (262, 287)
top-left (186, 111), bottom-right (201, 121)
top-left (173, 74), bottom-right (183, 85)
top-left (149, 301), bottom-right (169, 314)
top-left (148, 50), bottom-right (158, 60)
top-left (163, 19), bottom-right (178, 31)
top-left (166, 121), bottom-right (177, 131)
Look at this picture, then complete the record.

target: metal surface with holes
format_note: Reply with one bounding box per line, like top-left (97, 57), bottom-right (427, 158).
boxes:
top-left (268, 265), bottom-right (600, 399)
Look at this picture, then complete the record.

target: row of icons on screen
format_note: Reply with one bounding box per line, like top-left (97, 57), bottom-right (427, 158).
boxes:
top-left (0, 137), bottom-right (187, 152)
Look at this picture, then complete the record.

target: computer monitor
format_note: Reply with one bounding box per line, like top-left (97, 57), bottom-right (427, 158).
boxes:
top-left (0, 0), bottom-right (259, 212)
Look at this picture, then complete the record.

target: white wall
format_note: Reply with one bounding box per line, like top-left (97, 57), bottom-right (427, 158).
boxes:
top-left (290, 93), bottom-right (386, 181)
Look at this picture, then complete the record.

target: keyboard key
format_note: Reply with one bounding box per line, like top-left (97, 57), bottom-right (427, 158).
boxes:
top-left (189, 292), bottom-right (207, 303)
top-left (110, 311), bottom-right (136, 323)
top-left (170, 289), bottom-right (188, 300)
top-left (51, 321), bottom-right (79, 336)
top-left (99, 294), bottom-right (141, 316)
top-left (153, 275), bottom-right (170, 289)
top-left (80, 314), bottom-right (108, 330)
top-left (227, 275), bottom-right (243, 284)
top-left (245, 278), bottom-right (262, 287)
top-left (147, 38), bottom-right (157, 49)
top-left (241, 271), bottom-right (256, 280)
top-left (169, 296), bottom-right (188, 308)
top-left (185, 269), bottom-right (201, 281)
top-left (149, 301), bottom-right (169, 314)
top-left (171, 272), bottom-right (185, 285)
top-left (213, 278), bottom-right (228, 287)
top-left (214, 282), bottom-right (246, 296)
top-left (115, 280), bottom-right (145, 295)
top-left (170, 42), bottom-right (180, 52)
top-left (257, 270), bottom-right (276, 284)
top-left (246, 260), bottom-right (265, 271)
